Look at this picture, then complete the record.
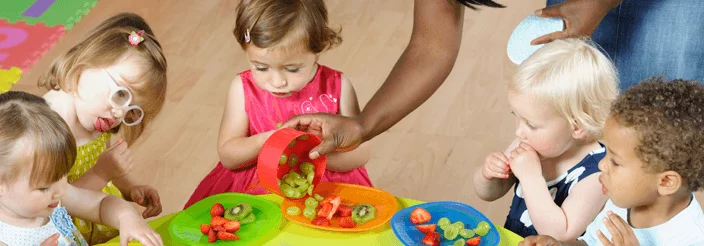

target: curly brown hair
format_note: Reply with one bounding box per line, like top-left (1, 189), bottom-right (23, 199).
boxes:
top-left (611, 77), bottom-right (704, 192)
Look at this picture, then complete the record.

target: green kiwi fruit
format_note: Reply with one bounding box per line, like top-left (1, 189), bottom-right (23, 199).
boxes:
top-left (351, 204), bottom-right (376, 225)
top-left (224, 203), bottom-right (253, 221)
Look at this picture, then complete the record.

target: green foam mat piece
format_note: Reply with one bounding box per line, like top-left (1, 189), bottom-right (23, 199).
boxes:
top-left (0, 0), bottom-right (98, 30)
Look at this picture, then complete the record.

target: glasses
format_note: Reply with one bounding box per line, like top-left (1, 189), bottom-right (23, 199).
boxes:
top-left (103, 68), bottom-right (144, 126)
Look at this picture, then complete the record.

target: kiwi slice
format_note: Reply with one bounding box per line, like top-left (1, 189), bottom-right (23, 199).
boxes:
top-left (239, 212), bottom-right (256, 225)
top-left (351, 204), bottom-right (376, 225)
top-left (224, 203), bottom-right (253, 221)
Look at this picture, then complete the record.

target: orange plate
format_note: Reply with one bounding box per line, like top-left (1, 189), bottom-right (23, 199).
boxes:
top-left (280, 182), bottom-right (398, 232)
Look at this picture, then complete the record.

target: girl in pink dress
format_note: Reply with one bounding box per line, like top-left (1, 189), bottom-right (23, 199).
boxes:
top-left (185, 0), bottom-right (372, 208)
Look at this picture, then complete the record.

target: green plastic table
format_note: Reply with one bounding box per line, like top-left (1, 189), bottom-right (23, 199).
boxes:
top-left (100, 194), bottom-right (523, 246)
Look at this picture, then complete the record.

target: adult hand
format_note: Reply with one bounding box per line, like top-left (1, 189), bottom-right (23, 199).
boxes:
top-left (519, 235), bottom-right (562, 246)
top-left (281, 113), bottom-right (364, 159)
top-left (531, 0), bottom-right (621, 45)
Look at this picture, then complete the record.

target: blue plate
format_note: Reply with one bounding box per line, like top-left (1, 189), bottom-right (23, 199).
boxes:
top-left (507, 13), bottom-right (564, 65)
top-left (391, 201), bottom-right (500, 246)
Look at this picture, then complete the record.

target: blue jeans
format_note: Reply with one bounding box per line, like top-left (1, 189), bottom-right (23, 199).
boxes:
top-left (546, 0), bottom-right (704, 90)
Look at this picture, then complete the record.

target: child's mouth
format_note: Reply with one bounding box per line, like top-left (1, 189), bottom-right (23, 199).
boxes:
top-left (48, 202), bottom-right (59, 208)
top-left (271, 92), bottom-right (290, 97)
top-left (94, 117), bottom-right (114, 133)
top-left (599, 175), bottom-right (608, 195)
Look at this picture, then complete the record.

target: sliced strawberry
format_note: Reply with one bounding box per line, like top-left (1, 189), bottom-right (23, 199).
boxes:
top-left (210, 216), bottom-right (228, 227)
top-left (338, 216), bottom-right (356, 228)
top-left (200, 224), bottom-right (211, 235)
top-left (466, 236), bottom-right (481, 246)
top-left (317, 195), bottom-right (341, 220)
top-left (311, 217), bottom-right (331, 226)
top-left (207, 228), bottom-right (217, 243)
top-left (336, 204), bottom-right (353, 217)
top-left (223, 220), bottom-right (240, 233)
top-left (217, 231), bottom-right (240, 241)
top-left (422, 231), bottom-right (440, 246)
top-left (416, 224), bottom-right (436, 234)
top-left (410, 207), bottom-right (432, 225)
top-left (210, 203), bottom-right (225, 217)
top-left (213, 225), bottom-right (226, 232)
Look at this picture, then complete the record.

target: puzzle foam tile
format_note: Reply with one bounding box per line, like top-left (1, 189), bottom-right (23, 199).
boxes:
top-left (0, 19), bottom-right (65, 71)
top-left (0, 0), bottom-right (98, 30)
top-left (0, 67), bottom-right (22, 93)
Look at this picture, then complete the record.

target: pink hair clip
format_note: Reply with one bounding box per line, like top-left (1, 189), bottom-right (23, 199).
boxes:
top-left (244, 29), bottom-right (251, 43)
top-left (129, 30), bottom-right (145, 46)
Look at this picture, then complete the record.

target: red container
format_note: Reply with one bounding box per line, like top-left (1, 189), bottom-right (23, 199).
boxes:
top-left (257, 128), bottom-right (327, 199)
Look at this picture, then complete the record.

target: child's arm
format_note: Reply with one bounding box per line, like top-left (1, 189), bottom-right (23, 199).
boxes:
top-left (218, 76), bottom-right (274, 170)
top-left (325, 75), bottom-right (371, 172)
top-left (515, 146), bottom-right (607, 241)
top-left (62, 184), bottom-right (163, 246)
top-left (473, 139), bottom-right (519, 201)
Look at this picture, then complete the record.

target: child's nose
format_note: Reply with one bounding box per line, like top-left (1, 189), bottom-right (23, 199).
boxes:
top-left (598, 158), bottom-right (606, 172)
top-left (112, 107), bottom-right (125, 119)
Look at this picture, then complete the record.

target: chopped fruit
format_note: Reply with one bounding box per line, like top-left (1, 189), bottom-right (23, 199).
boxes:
top-left (239, 213), bottom-right (256, 225)
top-left (200, 224), bottom-right (211, 235)
top-left (298, 135), bottom-right (309, 140)
top-left (317, 195), bottom-right (341, 220)
top-left (288, 139), bottom-right (296, 149)
top-left (453, 239), bottom-right (466, 246)
top-left (207, 229), bottom-right (216, 243)
top-left (437, 217), bottom-right (451, 227)
top-left (452, 221), bottom-right (465, 230)
top-left (466, 237), bottom-right (481, 246)
top-left (210, 216), bottom-right (228, 227)
top-left (459, 229), bottom-right (475, 238)
top-left (410, 207), bottom-right (432, 225)
top-left (303, 207), bottom-right (317, 219)
top-left (210, 203), bottom-right (224, 217)
top-left (279, 154), bottom-right (288, 165)
top-left (311, 217), bottom-right (330, 226)
top-left (338, 217), bottom-right (357, 228)
top-left (300, 162), bottom-right (315, 174)
top-left (474, 221), bottom-right (490, 236)
top-left (288, 153), bottom-right (299, 167)
top-left (304, 197), bottom-right (319, 208)
top-left (223, 220), bottom-right (240, 233)
top-left (416, 224), bottom-right (436, 234)
top-left (317, 202), bottom-right (334, 220)
top-left (286, 206), bottom-right (301, 216)
top-left (351, 204), bottom-right (376, 225)
top-left (313, 193), bottom-right (324, 201)
top-left (336, 204), bottom-right (353, 217)
top-left (422, 232), bottom-right (441, 246)
top-left (444, 225), bottom-right (460, 240)
top-left (217, 231), bottom-right (239, 241)
top-left (212, 225), bottom-right (226, 232)
top-left (224, 203), bottom-right (253, 221)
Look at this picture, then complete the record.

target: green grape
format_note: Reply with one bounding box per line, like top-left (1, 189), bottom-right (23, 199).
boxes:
top-left (280, 184), bottom-right (296, 198)
top-left (294, 177), bottom-right (308, 186)
top-left (286, 206), bottom-right (301, 216)
top-left (459, 229), bottom-right (475, 238)
top-left (291, 189), bottom-right (304, 199)
top-left (303, 207), bottom-right (317, 219)
top-left (288, 153), bottom-right (299, 167)
top-left (300, 162), bottom-right (315, 175)
top-left (437, 217), bottom-right (451, 227)
top-left (296, 182), bottom-right (309, 192)
top-left (313, 193), bottom-right (324, 201)
top-left (307, 172), bottom-right (315, 184)
top-left (288, 170), bottom-right (302, 180)
top-left (443, 226), bottom-right (459, 240)
top-left (474, 221), bottom-right (491, 236)
top-left (453, 239), bottom-right (466, 246)
top-left (298, 135), bottom-right (309, 140)
top-left (279, 154), bottom-right (287, 165)
top-left (307, 185), bottom-right (314, 196)
top-left (452, 221), bottom-right (465, 230)
top-left (288, 139), bottom-right (296, 149)
top-left (284, 176), bottom-right (295, 186)
top-left (304, 197), bottom-right (319, 208)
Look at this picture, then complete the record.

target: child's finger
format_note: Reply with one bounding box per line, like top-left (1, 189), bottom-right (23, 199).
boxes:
top-left (596, 230), bottom-right (614, 246)
top-left (607, 211), bottom-right (633, 238)
top-left (602, 216), bottom-right (622, 244)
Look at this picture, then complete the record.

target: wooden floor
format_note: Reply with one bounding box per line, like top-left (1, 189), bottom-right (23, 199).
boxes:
top-left (14, 0), bottom-right (703, 226)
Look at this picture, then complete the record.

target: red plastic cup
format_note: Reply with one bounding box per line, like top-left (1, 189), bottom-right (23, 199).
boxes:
top-left (257, 128), bottom-right (327, 199)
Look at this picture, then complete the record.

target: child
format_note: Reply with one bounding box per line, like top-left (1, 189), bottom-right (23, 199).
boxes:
top-left (0, 91), bottom-right (163, 246)
top-left (473, 38), bottom-right (619, 240)
top-left (37, 13), bottom-right (167, 244)
top-left (185, 0), bottom-right (372, 208)
top-left (519, 78), bottom-right (704, 245)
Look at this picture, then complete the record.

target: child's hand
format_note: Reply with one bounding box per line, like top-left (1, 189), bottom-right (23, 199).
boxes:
top-left (508, 143), bottom-right (542, 181)
top-left (118, 214), bottom-right (164, 246)
top-left (519, 235), bottom-right (562, 246)
top-left (39, 233), bottom-right (59, 246)
top-left (95, 139), bottom-right (134, 181)
top-left (597, 211), bottom-right (640, 246)
top-left (482, 152), bottom-right (511, 180)
top-left (128, 185), bottom-right (162, 218)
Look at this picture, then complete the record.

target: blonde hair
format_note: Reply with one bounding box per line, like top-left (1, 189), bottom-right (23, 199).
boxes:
top-left (0, 91), bottom-right (76, 188)
top-left (38, 13), bottom-right (167, 145)
top-left (233, 0), bottom-right (341, 53)
top-left (510, 38), bottom-right (619, 140)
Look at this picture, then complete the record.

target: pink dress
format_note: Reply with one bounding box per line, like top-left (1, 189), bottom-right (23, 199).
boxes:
top-left (185, 65), bottom-right (372, 208)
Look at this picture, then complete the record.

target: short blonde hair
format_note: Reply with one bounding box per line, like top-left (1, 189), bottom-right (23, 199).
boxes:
top-left (0, 91), bottom-right (76, 188)
top-left (510, 38), bottom-right (619, 140)
top-left (38, 13), bottom-right (167, 145)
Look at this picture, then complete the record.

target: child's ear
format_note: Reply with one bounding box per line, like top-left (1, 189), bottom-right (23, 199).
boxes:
top-left (657, 170), bottom-right (683, 196)
top-left (571, 122), bottom-right (588, 140)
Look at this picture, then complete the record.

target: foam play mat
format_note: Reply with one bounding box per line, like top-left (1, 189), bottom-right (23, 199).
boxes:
top-left (0, 0), bottom-right (98, 92)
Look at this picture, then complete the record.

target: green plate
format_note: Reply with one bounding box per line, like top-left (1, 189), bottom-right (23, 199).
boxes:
top-left (168, 193), bottom-right (282, 245)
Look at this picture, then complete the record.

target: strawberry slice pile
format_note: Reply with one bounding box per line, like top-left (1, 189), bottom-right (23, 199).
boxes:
top-left (410, 207), bottom-right (483, 246)
top-left (200, 203), bottom-right (241, 243)
top-left (309, 195), bottom-right (358, 228)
